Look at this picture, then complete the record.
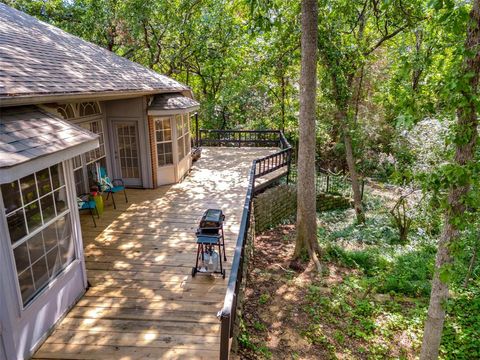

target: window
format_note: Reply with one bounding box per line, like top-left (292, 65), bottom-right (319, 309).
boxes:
top-left (79, 102), bottom-right (100, 117)
top-left (176, 114), bottom-right (191, 161)
top-left (74, 119), bottom-right (107, 194)
top-left (54, 102), bottom-right (101, 120)
top-left (155, 118), bottom-right (173, 166)
top-left (1, 164), bottom-right (75, 306)
top-left (56, 104), bottom-right (76, 119)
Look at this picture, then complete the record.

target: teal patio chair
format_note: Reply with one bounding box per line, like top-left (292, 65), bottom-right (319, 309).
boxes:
top-left (77, 195), bottom-right (99, 227)
top-left (98, 167), bottom-right (128, 209)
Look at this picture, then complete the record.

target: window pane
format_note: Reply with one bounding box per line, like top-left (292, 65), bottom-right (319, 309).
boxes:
top-left (50, 163), bottom-right (65, 189)
top-left (59, 236), bottom-right (75, 267)
top-left (56, 214), bottom-right (74, 266)
top-left (18, 270), bottom-right (35, 304)
top-left (74, 168), bottom-right (86, 195)
top-left (56, 214), bottom-right (72, 241)
top-left (27, 232), bottom-right (45, 264)
top-left (42, 222), bottom-right (58, 252)
top-left (164, 119), bottom-right (171, 130)
top-left (156, 129), bottom-right (164, 143)
top-left (25, 200), bottom-right (42, 232)
top-left (73, 155), bottom-right (83, 170)
top-left (1, 180), bottom-right (22, 214)
top-left (13, 242), bottom-right (30, 274)
top-left (158, 155), bottom-right (165, 166)
top-left (178, 137), bottom-right (185, 160)
top-left (54, 188), bottom-right (68, 214)
top-left (46, 247), bottom-right (61, 277)
top-left (165, 153), bottom-right (173, 164)
top-left (32, 256), bottom-right (49, 291)
top-left (20, 174), bottom-right (37, 204)
top-left (36, 168), bottom-right (52, 196)
top-left (7, 210), bottom-right (27, 244)
top-left (157, 143), bottom-right (164, 155)
top-left (183, 116), bottom-right (188, 135)
top-left (87, 162), bottom-right (99, 189)
top-left (40, 194), bottom-right (56, 223)
top-left (176, 116), bottom-right (182, 136)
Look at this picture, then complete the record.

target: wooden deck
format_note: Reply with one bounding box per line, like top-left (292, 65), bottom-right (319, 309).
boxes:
top-left (33, 147), bottom-right (276, 360)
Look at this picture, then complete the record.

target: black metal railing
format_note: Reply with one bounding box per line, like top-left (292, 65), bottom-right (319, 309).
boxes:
top-left (288, 167), bottom-right (364, 200)
top-left (211, 130), bottom-right (292, 360)
top-left (198, 129), bottom-right (281, 148)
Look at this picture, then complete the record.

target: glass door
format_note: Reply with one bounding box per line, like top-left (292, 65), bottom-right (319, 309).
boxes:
top-left (113, 122), bottom-right (142, 187)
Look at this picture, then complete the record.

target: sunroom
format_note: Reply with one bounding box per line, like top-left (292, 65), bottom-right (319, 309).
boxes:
top-left (147, 92), bottom-right (200, 185)
top-left (0, 106), bottom-right (98, 360)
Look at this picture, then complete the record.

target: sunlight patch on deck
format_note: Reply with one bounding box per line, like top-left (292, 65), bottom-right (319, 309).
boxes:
top-left (33, 147), bottom-right (276, 360)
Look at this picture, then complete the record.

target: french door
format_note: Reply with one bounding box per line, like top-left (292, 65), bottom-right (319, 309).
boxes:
top-left (113, 122), bottom-right (142, 187)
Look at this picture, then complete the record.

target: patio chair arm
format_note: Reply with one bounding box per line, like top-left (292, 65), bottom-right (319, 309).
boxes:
top-left (112, 179), bottom-right (125, 186)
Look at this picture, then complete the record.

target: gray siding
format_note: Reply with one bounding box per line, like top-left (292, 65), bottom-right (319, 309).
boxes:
top-left (105, 96), bottom-right (153, 188)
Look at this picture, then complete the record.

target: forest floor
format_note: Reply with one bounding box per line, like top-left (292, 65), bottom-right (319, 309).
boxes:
top-left (238, 186), bottom-right (479, 360)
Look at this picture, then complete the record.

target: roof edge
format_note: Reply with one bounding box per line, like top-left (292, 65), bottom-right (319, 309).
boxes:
top-left (0, 88), bottom-right (195, 107)
top-left (0, 138), bottom-right (99, 184)
top-left (148, 105), bottom-right (200, 116)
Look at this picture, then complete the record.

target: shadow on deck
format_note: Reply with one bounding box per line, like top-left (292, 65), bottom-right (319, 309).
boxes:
top-left (33, 147), bottom-right (278, 360)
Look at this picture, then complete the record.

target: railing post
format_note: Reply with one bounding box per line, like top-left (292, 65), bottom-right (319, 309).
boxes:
top-left (219, 314), bottom-right (231, 360)
top-left (195, 113), bottom-right (200, 147)
top-left (286, 150), bottom-right (292, 185)
top-left (326, 175), bottom-right (330, 193)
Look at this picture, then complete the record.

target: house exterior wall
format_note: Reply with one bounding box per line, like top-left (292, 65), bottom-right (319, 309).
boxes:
top-left (0, 160), bottom-right (87, 360)
top-left (148, 116), bottom-right (159, 187)
top-left (0, 337), bottom-right (6, 360)
top-left (105, 96), bottom-right (153, 189)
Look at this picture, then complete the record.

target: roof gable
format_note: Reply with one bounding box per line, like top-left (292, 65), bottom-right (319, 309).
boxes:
top-left (0, 4), bottom-right (189, 102)
top-left (0, 106), bottom-right (98, 171)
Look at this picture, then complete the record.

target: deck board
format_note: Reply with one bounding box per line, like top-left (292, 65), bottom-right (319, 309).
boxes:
top-left (33, 147), bottom-right (275, 360)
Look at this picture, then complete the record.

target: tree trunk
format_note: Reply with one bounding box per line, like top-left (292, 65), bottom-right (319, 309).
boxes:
top-left (337, 110), bottom-right (365, 223)
top-left (420, 2), bottom-right (480, 359)
top-left (294, 0), bottom-right (319, 269)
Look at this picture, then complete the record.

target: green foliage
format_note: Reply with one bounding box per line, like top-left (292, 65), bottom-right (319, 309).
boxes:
top-left (441, 287), bottom-right (480, 359)
top-left (258, 293), bottom-right (270, 305)
top-left (318, 189), bottom-right (480, 356)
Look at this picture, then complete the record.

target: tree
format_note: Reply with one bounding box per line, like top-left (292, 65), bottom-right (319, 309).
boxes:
top-left (317, 0), bottom-right (423, 223)
top-left (294, 0), bottom-right (320, 270)
top-left (420, 1), bottom-right (480, 358)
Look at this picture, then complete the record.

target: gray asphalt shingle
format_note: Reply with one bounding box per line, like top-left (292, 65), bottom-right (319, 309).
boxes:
top-left (148, 93), bottom-right (200, 111)
top-left (0, 3), bottom-right (189, 100)
top-left (0, 106), bottom-right (98, 168)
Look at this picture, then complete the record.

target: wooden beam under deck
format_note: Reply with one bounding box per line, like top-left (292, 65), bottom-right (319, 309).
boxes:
top-left (33, 147), bottom-right (276, 360)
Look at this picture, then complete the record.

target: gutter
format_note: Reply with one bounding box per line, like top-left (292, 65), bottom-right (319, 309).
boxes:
top-left (0, 88), bottom-right (196, 107)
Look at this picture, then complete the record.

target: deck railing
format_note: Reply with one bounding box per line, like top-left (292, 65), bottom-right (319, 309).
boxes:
top-left (289, 167), bottom-right (364, 200)
top-left (198, 129), bottom-right (281, 148)
top-left (206, 130), bottom-right (292, 360)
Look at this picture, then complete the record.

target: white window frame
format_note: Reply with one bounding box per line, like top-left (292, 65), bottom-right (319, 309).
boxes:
top-left (1, 163), bottom-right (76, 309)
top-left (155, 117), bottom-right (174, 167)
top-left (176, 113), bottom-right (191, 162)
top-left (73, 117), bottom-right (107, 195)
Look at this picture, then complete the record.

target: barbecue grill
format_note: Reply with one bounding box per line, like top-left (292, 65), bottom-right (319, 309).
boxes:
top-left (192, 209), bottom-right (227, 278)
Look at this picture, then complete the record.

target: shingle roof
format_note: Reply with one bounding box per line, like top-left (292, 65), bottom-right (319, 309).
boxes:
top-left (0, 106), bottom-right (98, 168)
top-left (0, 3), bottom-right (189, 101)
top-left (148, 93), bottom-right (200, 112)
